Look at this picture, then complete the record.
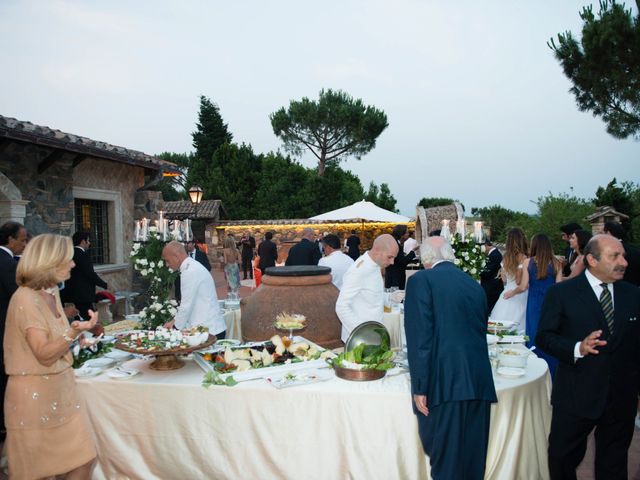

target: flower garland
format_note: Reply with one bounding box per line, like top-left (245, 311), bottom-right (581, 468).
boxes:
top-left (130, 228), bottom-right (178, 329)
top-left (450, 234), bottom-right (486, 281)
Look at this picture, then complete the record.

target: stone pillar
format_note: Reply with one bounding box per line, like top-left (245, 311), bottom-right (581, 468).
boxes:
top-left (0, 199), bottom-right (29, 225)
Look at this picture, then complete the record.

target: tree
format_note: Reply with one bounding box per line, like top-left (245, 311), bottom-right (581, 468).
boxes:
top-left (270, 89), bottom-right (388, 176)
top-left (419, 197), bottom-right (458, 209)
top-left (154, 152), bottom-right (191, 201)
top-left (594, 178), bottom-right (640, 244)
top-left (524, 192), bottom-right (594, 253)
top-left (471, 205), bottom-right (527, 243)
top-left (364, 181), bottom-right (398, 212)
top-left (189, 96), bottom-right (233, 187)
top-left (549, 1), bottom-right (640, 139)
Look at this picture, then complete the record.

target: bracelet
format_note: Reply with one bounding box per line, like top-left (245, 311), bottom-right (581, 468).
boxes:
top-left (62, 330), bottom-right (78, 343)
top-left (517, 264), bottom-right (523, 269)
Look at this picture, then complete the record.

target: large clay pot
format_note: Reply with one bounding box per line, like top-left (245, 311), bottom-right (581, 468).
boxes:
top-left (240, 266), bottom-right (343, 349)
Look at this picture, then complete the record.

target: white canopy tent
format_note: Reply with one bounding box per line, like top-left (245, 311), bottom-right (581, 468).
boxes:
top-left (309, 200), bottom-right (411, 223)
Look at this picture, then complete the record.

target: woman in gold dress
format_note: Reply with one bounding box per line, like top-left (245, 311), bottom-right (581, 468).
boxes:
top-left (4, 234), bottom-right (98, 479)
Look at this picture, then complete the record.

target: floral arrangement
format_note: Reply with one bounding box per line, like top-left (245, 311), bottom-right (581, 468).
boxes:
top-left (129, 228), bottom-right (178, 329)
top-left (138, 296), bottom-right (178, 329)
top-left (450, 234), bottom-right (486, 281)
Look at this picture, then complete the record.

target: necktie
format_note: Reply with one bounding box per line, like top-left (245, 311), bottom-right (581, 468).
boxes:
top-left (599, 283), bottom-right (614, 334)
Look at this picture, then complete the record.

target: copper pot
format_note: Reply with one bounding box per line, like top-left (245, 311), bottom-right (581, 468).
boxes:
top-left (333, 366), bottom-right (386, 381)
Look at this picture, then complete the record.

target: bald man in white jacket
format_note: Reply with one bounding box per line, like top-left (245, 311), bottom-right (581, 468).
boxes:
top-left (335, 234), bottom-right (398, 343)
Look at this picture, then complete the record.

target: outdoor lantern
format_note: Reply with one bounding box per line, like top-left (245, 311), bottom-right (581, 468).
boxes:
top-left (188, 185), bottom-right (204, 219)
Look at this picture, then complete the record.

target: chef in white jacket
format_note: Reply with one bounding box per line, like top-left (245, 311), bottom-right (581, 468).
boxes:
top-left (161, 241), bottom-right (227, 338)
top-left (335, 234), bottom-right (398, 343)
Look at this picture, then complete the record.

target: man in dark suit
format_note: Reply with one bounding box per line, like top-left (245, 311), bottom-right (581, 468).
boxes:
top-left (176, 239), bottom-right (211, 302)
top-left (603, 221), bottom-right (640, 286)
top-left (536, 234), bottom-right (640, 480)
top-left (0, 221), bottom-right (27, 442)
top-left (285, 228), bottom-right (321, 266)
top-left (405, 236), bottom-right (497, 480)
top-left (239, 232), bottom-right (256, 280)
top-left (480, 239), bottom-right (503, 314)
top-left (560, 223), bottom-right (583, 277)
top-left (345, 230), bottom-right (361, 261)
top-left (61, 231), bottom-right (108, 320)
top-left (258, 231), bottom-right (278, 273)
top-left (385, 224), bottom-right (418, 289)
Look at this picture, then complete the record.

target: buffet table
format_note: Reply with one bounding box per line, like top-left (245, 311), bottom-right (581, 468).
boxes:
top-left (77, 355), bottom-right (551, 479)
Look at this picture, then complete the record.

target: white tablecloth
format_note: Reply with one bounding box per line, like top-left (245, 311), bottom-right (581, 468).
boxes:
top-left (77, 355), bottom-right (550, 479)
top-left (222, 309), bottom-right (242, 341)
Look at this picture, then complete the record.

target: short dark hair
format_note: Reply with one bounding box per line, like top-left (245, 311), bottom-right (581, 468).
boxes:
top-left (321, 233), bottom-right (340, 250)
top-left (392, 225), bottom-right (407, 240)
top-left (72, 231), bottom-right (90, 246)
top-left (603, 221), bottom-right (624, 240)
top-left (350, 230), bottom-right (357, 234)
top-left (0, 221), bottom-right (24, 247)
top-left (560, 223), bottom-right (582, 235)
top-left (583, 236), bottom-right (602, 266)
top-left (265, 231), bottom-right (273, 240)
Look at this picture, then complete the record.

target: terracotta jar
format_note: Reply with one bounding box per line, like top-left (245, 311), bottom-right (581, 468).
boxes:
top-left (240, 266), bottom-right (343, 349)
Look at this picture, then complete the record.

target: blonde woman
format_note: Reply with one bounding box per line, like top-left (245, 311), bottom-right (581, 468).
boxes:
top-left (223, 235), bottom-right (241, 293)
top-left (4, 234), bottom-right (98, 479)
top-left (492, 228), bottom-right (529, 332)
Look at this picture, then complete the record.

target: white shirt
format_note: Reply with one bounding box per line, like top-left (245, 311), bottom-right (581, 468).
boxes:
top-left (574, 268), bottom-right (615, 359)
top-left (319, 250), bottom-right (354, 290)
top-left (175, 257), bottom-right (226, 334)
top-left (0, 246), bottom-right (13, 257)
top-left (335, 251), bottom-right (384, 343)
top-left (403, 237), bottom-right (417, 255)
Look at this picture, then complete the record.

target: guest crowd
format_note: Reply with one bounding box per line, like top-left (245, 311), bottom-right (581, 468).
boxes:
top-left (0, 217), bottom-right (639, 479)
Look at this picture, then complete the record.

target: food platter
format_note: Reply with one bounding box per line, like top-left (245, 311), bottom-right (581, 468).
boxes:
top-left (487, 320), bottom-right (516, 333)
top-left (114, 332), bottom-right (216, 370)
top-left (194, 335), bottom-right (333, 382)
top-left (265, 368), bottom-right (333, 389)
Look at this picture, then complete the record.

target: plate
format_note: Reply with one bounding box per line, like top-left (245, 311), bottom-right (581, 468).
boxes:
top-left (215, 339), bottom-right (241, 347)
top-left (497, 366), bottom-right (526, 378)
top-left (487, 320), bottom-right (515, 332)
top-left (83, 357), bottom-right (116, 368)
top-left (265, 368), bottom-right (333, 389)
top-left (486, 334), bottom-right (499, 345)
top-left (103, 350), bottom-right (134, 361)
top-left (101, 335), bottom-right (116, 343)
top-left (74, 366), bottom-right (103, 378)
top-left (498, 335), bottom-right (526, 344)
top-left (107, 367), bottom-right (140, 380)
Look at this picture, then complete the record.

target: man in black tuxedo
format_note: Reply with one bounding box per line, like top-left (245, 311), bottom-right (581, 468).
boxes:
top-left (345, 230), bottom-right (361, 261)
top-left (405, 236), bottom-right (497, 479)
top-left (240, 232), bottom-right (256, 280)
top-left (61, 231), bottom-right (108, 320)
top-left (480, 239), bottom-right (503, 315)
top-left (536, 234), bottom-right (640, 480)
top-left (285, 228), bottom-right (321, 266)
top-left (0, 221), bottom-right (27, 442)
top-left (604, 221), bottom-right (640, 286)
top-left (258, 231), bottom-right (278, 273)
top-left (175, 240), bottom-right (211, 302)
top-left (385, 224), bottom-right (418, 289)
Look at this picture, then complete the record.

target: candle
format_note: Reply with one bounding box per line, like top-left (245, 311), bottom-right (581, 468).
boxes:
top-left (158, 211), bottom-right (164, 233)
top-left (134, 220), bottom-right (141, 242)
top-left (456, 220), bottom-right (466, 239)
top-left (141, 218), bottom-right (148, 242)
top-left (183, 219), bottom-right (191, 242)
top-left (162, 219), bottom-right (169, 241)
top-left (440, 219), bottom-right (451, 241)
top-left (172, 220), bottom-right (181, 241)
top-left (474, 221), bottom-right (484, 243)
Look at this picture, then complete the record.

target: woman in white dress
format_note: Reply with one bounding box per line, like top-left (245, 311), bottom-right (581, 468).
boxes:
top-left (489, 228), bottom-right (529, 332)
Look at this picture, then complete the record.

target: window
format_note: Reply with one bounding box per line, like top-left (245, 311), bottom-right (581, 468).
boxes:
top-left (74, 198), bottom-right (110, 264)
top-left (72, 187), bottom-right (125, 268)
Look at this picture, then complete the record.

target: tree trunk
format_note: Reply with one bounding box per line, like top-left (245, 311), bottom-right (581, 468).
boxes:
top-left (317, 151), bottom-right (326, 176)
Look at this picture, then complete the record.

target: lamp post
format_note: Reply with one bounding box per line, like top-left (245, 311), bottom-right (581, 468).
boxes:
top-left (188, 185), bottom-right (203, 242)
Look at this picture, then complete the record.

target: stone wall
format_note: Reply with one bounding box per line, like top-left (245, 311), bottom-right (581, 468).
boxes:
top-left (0, 142), bottom-right (148, 292)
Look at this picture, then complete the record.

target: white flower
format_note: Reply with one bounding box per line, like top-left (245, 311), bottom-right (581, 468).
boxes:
top-left (471, 268), bottom-right (477, 274)
top-left (454, 259), bottom-right (461, 265)
top-left (140, 269), bottom-right (148, 276)
top-left (149, 226), bottom-right (158, 232)
top-left (139, 310), bottom-right (147, 318)
top-left (150, 261), bottom-right (156, 268)
top-left (158, 260), bottom-right (164, 267)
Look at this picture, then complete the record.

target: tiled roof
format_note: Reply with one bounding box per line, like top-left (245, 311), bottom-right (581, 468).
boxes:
top-left (162, 199), bottom-right (227, 220)
top-left (0, 115), bottom-right (179, 173)
top-left (585, 206), bottom-right (629, 222)
top-left (216, 218), bottom-right (415, 226)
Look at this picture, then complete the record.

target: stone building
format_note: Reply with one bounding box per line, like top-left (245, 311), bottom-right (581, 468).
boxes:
top-left (585, 206), bottom-right (629, 235)
top-left (0, 114), bottom-right (178, 292)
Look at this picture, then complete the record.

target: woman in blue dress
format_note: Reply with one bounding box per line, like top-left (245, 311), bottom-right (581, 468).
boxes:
top-left (510, 234), bottom-right (563, 377)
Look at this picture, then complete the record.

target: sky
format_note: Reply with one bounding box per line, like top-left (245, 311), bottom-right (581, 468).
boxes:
top-left (1, 0), bottom-right (637, 217)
